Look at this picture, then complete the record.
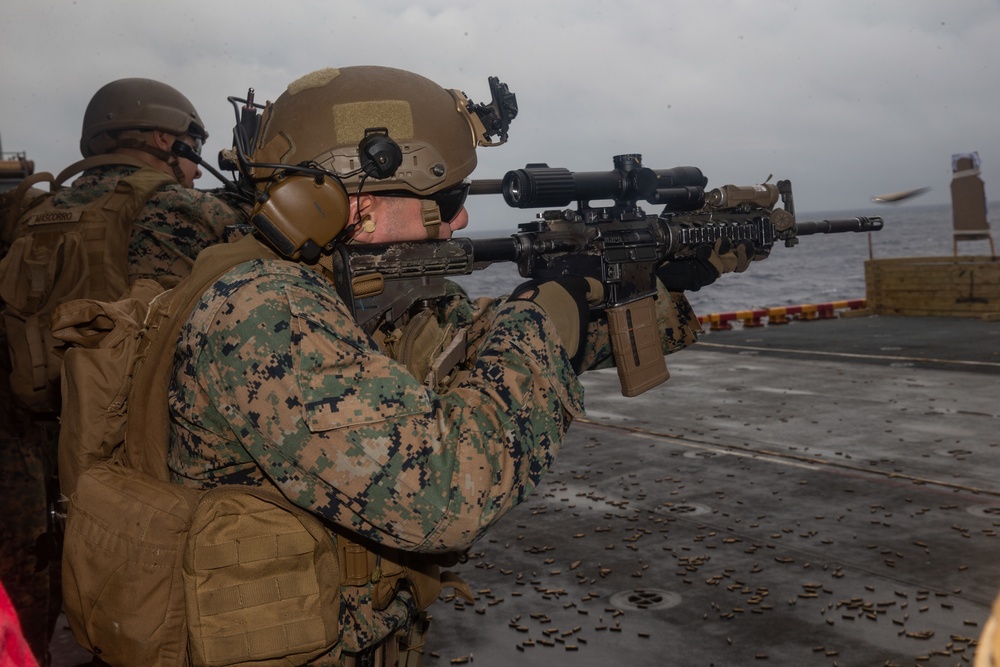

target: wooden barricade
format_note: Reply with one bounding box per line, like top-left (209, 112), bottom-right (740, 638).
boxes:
top-left (865, 255), bottom-right (1000, 319)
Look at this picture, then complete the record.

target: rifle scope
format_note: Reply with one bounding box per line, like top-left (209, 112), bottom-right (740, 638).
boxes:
top-left (501, 155), bottom-right (708, 211)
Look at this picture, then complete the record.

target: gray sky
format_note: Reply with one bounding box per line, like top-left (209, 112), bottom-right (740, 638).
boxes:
top-left (3, 0), bottom-right (998, 229)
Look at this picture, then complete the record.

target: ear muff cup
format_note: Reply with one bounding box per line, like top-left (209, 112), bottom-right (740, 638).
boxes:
top-left (250, 174), bottom-right (350, 263)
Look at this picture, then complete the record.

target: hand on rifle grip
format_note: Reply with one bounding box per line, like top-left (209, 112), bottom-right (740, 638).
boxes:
top-left (657, 238), bottom-right (757, 292)
top-left (718, 238), bottom-right (756, 274)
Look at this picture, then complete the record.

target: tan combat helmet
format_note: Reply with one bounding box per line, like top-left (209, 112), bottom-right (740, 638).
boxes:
top-left (80, 78), bottom-right (207, 158)
top-left (250, 66), bottom-right (510, 196)
top-left (242, 66), bottom-right (516, 260)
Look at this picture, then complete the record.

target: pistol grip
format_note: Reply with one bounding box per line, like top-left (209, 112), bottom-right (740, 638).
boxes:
top-left (607, 297), bottom-right (669, 397)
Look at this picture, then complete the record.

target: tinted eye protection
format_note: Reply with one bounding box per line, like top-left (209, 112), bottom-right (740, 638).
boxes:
top-left (381, 182), bottom-right (470, 222)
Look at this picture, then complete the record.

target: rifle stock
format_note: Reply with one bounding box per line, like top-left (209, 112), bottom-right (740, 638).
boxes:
top-left (332, 155), bottom-right (883, 396)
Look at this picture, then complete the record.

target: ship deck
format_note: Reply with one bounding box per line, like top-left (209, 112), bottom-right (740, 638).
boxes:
top-left (50, 314), bottom-right (1000, 666)
top-left (419, 314), bottom-right (1000, 667)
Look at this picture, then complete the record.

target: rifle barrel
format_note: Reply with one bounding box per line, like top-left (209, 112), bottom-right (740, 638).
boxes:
top-left (469, 179), bottom-right (503, 196)
top-left (795, 216), bottom-right (883, 235)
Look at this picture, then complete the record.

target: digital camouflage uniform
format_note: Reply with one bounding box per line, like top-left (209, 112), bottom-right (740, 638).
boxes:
top-left (167, 236), bottom-right (700, 654)
top-left (0, 162), bottom-right (243, 663)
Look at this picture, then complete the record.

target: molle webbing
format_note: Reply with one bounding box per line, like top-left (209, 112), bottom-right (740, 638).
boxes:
top-left (12, 162), bottom-right (173, 302)
top-left (0, 162), bottom-right (173, 413)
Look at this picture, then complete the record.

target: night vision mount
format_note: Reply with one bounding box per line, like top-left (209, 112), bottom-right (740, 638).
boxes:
top-left (466, 76), bottom-right (518, 145)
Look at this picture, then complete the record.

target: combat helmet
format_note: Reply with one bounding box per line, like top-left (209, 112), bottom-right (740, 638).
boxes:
top-left (80, 78), bottom-right (207, 157)
top-left (251, 66), bottom-right (516, 195)
top-left (241, 66), bottom-right (516, 261)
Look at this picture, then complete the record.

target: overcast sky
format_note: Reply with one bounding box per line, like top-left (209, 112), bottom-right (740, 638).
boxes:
top-left (3, 0), bottom-right (998, 229)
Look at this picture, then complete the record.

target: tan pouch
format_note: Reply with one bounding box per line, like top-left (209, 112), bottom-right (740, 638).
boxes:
top-left (64, 462), bottom-right (345, 667)
top-left (184, 486), bottom-right (342, 667)
top-left (51, 279), bottom-right (165, 498)
top-left (0, 231), bottom-right (90, 411)
top-left (338, 538), bottom-right (447, 612)
top-left (61, 461), bottom-right (199, 667)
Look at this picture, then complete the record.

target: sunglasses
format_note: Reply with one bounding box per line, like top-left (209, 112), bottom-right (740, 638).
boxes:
top-left (185, 133), bottom-right (204, 156)
top-left (381, 182), bottom-right (470, 223)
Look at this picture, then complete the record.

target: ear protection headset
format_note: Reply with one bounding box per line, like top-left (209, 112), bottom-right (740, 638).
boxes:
top-left (250, 128), bottom-right (403, 263)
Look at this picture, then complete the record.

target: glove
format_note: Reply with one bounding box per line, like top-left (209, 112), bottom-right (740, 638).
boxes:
top-left (508, 276), bottom-right (599, 370)
top-left (657, 238), bottom-right (755, 292)
top-left (716, 237), bottom-right (754, 274)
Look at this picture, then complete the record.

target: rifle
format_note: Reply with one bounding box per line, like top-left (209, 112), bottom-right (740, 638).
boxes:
top-left (332, 154), bottom-right (883, 397)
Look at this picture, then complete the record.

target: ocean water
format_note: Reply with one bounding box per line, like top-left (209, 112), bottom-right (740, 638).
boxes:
top-left (450, 202), bottom-right (996, 315)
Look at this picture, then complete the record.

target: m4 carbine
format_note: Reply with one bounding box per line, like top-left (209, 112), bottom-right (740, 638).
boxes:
top-left (332, 154), bottom-right (883, 396)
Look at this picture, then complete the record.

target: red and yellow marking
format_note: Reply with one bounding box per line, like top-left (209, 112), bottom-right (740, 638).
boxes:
top-left (698, 299), bottom-right (867, 331)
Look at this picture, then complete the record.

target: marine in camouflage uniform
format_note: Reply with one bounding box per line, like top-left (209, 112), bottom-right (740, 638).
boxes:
top-left (0, 78), bottom-right (242, 664)
top-left (158, 66), bottom-right (741, 663)
top-left (168, 239), bottom-right (701, 655)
